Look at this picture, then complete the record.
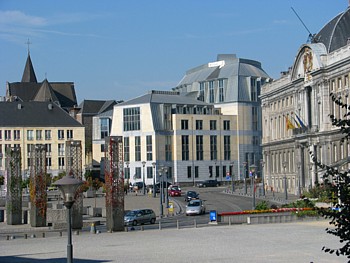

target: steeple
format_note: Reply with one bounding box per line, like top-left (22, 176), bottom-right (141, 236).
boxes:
top-left (21, 53), bottom-right (37, 83)
top-left (34, 78), bottom-right (59, 103)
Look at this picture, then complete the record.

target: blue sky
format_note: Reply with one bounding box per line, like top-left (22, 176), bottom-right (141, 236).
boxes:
top-left (0, 0), bottom-right (348, 102)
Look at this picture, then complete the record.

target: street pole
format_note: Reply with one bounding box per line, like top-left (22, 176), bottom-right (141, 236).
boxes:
top-left (297, 162), bottom-right (301, 197)
top-left (142, 161), bottom-right (146, 195)
top-left (164, 167), bottom-right (169, 208)
top-left (231, 161), bottom-right (235, 192)
top-left (67, 206), bottom-right (73, 263)
top-left (243, 162), bottom-right (247, 195)
top-left (250, 164), bottom-right (257, 210)
top-left (159, 170), bottom-right (163, 218)
top-left (260, 159), bottom-right (265, 196)
top-left (283, 161), bottom-right (288, 200)
top-left (152, 162), bottom-right (156, 198)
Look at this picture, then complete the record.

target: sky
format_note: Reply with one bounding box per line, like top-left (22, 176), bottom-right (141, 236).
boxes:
top-left (0, 0), bottom-right (348, 103)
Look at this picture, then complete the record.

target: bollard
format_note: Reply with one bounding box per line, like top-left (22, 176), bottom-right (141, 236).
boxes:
top-left (90, 223), bottom-right (96, 234)
top-left (141, 226), bottom-right (144, 231)
top-left (42, 232), bottom-right (45, 238)
top-left (59, 231), bottom-right (62, 237)
top-left (177, 220), bottom-right (179, 230)
top-left (6, 235), bottom-right (9, 240)
top-left (159, 220), bottom-right (162, 230)
top-left (194, 219), bottom-right (197, 228)
top-left (24, 234), bottom-right (27, 239)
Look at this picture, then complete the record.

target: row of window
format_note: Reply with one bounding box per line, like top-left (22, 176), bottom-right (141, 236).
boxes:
top-left (123, 135), bottom-right (154, 162)
top-left (181, 119), bottom-right (231, 130)
top-left (0, 143), bottom-right (67, 157)
top-left (0, 129), bottom-right (74, 141)
top-left (187, 165), bottom-right (233, 179)
top-left (123, 166), bottom-right (173, 180)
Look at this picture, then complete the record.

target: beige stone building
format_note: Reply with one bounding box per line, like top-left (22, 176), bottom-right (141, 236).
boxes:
top-left (0, 101), bottom-right (85, 179)
top-left (261, 6), bottom-right (350, 196)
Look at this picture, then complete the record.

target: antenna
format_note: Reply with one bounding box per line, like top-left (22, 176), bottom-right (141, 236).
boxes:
top-left (291, 7), bottom-right (315, 43)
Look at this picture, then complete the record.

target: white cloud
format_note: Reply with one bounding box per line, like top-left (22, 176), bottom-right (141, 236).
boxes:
top-left (0, 10), bottom-right (47, 26)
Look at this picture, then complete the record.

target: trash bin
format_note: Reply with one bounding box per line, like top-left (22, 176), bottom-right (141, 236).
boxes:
top-left (209, 210), bottom-right (217, 222)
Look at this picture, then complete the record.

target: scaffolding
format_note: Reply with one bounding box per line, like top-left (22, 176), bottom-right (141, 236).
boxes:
top-left (65, 140), bottom-right (83, 229)
top-left (29, 144), bottom-right (47, 227)
top-left (5, 146), bottom-right (22, 225)
top-left (105, 136), bottom-right (124, 232)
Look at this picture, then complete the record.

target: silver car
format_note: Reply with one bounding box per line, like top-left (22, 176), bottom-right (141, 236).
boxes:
top-left (186, 199), bottom-right (206, 216)
top-left (124, 209), bottom-right (156, 226)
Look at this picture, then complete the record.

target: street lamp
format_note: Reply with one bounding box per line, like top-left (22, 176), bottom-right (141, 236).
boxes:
top-left (249, 164), bottom-right (257, 210)
top-left (283, 161), bottom-right (288, 200)
top-left (142, 161), bottom-right (146, 195)
top-left (297, 162), bottom-right (301, 197)
top-left (53, 174), bottom-right (83, 263)
top-left (230, 161), bottom-right (235, 192)
top-left (152, 162), bottom-right (156, 198)
top-left (158, 168), bottom-right (164, 218)
top-left (163, 166), bottom-right (169, 208)
top-left (260, 159), bottom-right (265, 196)
top-left (243, 162), bottom-right (247, 194)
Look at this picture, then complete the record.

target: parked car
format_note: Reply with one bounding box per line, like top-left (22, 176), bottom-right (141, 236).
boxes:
top-left (155, 181), bottom-right (172, 193)
top-left (186, 199), bottom-right (206, 216)
top-left (168, 185), bottom-right (181, 197)
top-left (124, 209), bottom-right (156, 226)
top-left (197, 179), bottom-right (220, 188)
top-left (185, 190), bottom-right (199, 202)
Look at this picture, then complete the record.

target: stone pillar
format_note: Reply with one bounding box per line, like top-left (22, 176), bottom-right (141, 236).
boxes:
top-left (6, 147), bottom-right (22, 225)
top-left (105, 136), bottom-right (124, 232)
top-left (29, 144), bottom-right (47, 227)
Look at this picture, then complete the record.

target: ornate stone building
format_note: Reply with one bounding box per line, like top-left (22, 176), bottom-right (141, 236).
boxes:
top-left (261, 6), bottom-right (350, 196)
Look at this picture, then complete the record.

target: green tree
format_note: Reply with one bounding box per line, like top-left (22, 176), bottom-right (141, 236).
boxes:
top-left (311, 92), bottom-right (350, 260)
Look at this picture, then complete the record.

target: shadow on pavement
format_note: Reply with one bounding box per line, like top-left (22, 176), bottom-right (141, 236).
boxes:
top-left (0, 256), bottom-right (112, 263)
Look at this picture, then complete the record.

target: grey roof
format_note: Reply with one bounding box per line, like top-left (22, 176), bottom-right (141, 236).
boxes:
top-left (314, 7), bottom-right (350, 53)
top-left (33, 79), bottom-right (60, 103)
top-left (21, 53), bottom-right (37, 83)
top-left (77, 100), bottom-right (118, 115)
top-left (177, 55), bottom-right (269, 86)
top-left (0, 101), bottom-right (83, 127)
top-left (119, 90), bottom-right (211, 107)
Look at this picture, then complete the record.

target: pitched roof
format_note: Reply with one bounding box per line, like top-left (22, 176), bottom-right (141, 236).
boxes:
top-left (0, 101), bottom-right (83, 127)
top-left (33, 79), bottom-right (60, 103)
top-left (21, 53), bottom-right (37, 83)
top-left (77, 100), bottom-right (118, 115)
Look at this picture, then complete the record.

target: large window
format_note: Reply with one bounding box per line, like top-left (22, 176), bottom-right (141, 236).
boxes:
top-left (219, 79), bottom-right (224, 102)
top-left (14, 130), bottom-right (20, 140)
top-left (146, 135), bottom-right (152, 161)
top-left (252, 107), bottom-right (258, 131)
top-left (100, 118), bottom-right (110, 139)
top-left (147, 166), bottom-right (153, 179)
top-left (27, 130), bottom-right (34, 140)
top-left (210, 135), bottom-right (217, 160)
top-left (182, 135), bottom-right (189, 161)
top-left (165, 135), bottom-right (172, 161)
top-left (124, 137), bottom-right (130, 162)
top-left (45, 130), bottom-right (51, 140)
top-left (209, 81), bottom-right (214, 103)
top-left (196, 120), bottom-right (203, 130)
top-left (67, 130), bottom-right (73, 139)
top-left (223, 120), bottom-right (230, 130)
top-left (135, 136), bottom-right (141, 162)
top-left (58, 143), bottom-right (65, 156)
top-left (187, 166), bottom-right (192, 178)
top-left (199, 82), bottom-right (205, 101)
top-left (181, 119), bottom-right (189, 130)
top-left (224, 135), bottom-right (231, 160)
top-left (123, 107), bottom-right (140, 131)
top-left (210, 120), bottom-right (217, 130)
top-left (135, 167), bottom-right (141, 179)
top-left (36, 130), bottom-right (42, 140)
top-left (196, 135), bottom-right (203, 161)
top-left (58, 130), bottom-right (64, 140)
top-left (5, 130), bottom-right (11, 140)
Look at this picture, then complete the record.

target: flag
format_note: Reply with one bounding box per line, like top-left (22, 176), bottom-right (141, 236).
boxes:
top-left (292, 116), bottom-right (301, 128)
top-left (295, 113), bottom-right (307, 128)
top-left (285, 115), bottom-right (296, 130)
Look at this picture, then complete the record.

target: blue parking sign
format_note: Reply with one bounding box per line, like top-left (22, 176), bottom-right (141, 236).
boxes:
top-left (210, 210), bottom-right (217, 222)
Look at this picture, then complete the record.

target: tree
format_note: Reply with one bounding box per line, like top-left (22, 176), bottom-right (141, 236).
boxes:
top-left (310, 92), bottom-right (350, 260)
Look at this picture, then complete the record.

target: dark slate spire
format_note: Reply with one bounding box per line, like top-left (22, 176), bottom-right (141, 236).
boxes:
top-left (21, 53), bottom-right (37, 83)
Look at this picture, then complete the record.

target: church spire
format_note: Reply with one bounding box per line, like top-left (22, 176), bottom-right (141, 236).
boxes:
top-left (21, 52), bottom-right (37, 83)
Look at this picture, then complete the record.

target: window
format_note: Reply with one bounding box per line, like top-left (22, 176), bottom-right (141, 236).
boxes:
top-left (195, 166), bottom-right (199, 178)
top-left (182, 135), bottom-right (189, 160)
top-left (135, 136), bottom-right (141, 162)
top-left (67, 130), bottom-right (73, 139)
top-left (252, 107), bottom-right (258, 131)
top-left (199, 82), bottom-right (205, 101)
top-left (215, 165), bottom-right (219, 178)
top-left (146, 135), bottom-right (152, 161)
top-left (209, 166), bottom-right (213, 177)
top-left (58, 143), bottom-right (65, 156)
top-left (164, 105), bottom-right (172, 130)
top-left (100, 144), bottom-right (105, 152)
top-left (46, 157), bottom-right (52, 168)
top-left (210, 120), bottom-right (216, 130)
top-left (123, 107), bottom-right (140, 131)
top-left (45, 144), bottom-right (52, 156)
top-left (14, 130), bottom-right (20, 140)
top-left (27, 130), bottom-right (34, 140)
top-left (58, 157), bottom-right (65, 169)
top-left (196, 135), bottom-right (203, 160)
top-left (147, 166), bottom-right (153, 179)
top-left (124, 137), bottom-right (130, 162)
top-left (223, 120), bottom-right (230, 130)
top-left (181, 119), bottom-right (189, 130)
top-left (187, 166), bottom-right (192, 178)
top-left (209, 81), bottom-right (214, 103)
top-left (196, 120), bottom-right (203, 130)
top-left (251, 78), bottom-right (257, 101)
top-left (0, 130), bottom-right (2, 140)
top-left (219, 79), bottom-right (224, 102)
top-left (36, 130), bottom-right (42, 140)
top-left (124, 167), bottom-right (130, 179)
top-left (224, 135), bottom-right (231, 160)
top-left (58, 130), bottom-right (64, 140)
top-left (100, 118), bottom-right (109, 139)
top-left (135, 167), bottom-right (141, 179)
top-left (5, 130), bottom-right (11, 140)
top-left (210, 135), bottom-right (217, 160)
top-left (165, 135), bottom-right (172, 161)
top-left (45, 130), bottom-right (51, 140)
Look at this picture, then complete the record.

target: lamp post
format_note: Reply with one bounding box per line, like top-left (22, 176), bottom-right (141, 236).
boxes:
top-left (297, 162), bottom-right (301, 197)
top-left (53, 175), bottom-right (82, 263)
top-left (152, 162), bottom-right (156, 198)
top-left (243, 162), bottom-right (247, 194)
top-left (158, 168), bottom-right (163, 218)
top-left (283, 161), bottom-right (288, 200)
top-left (230, 161), bottom-right (235, 192)
top-left (142, 161), bottom-right (146, 195)
top-left (260, 159), bottom-right (265, 196)
top-left (163, 166), bottom-right (169, 208)
top-left (249, 164), bottom-right (257, 210)
top-left (125, 161), bottom-right (130, 190)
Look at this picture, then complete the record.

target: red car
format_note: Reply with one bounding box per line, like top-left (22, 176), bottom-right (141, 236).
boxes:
top-left (168, 185), bottom-right (181, 197)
